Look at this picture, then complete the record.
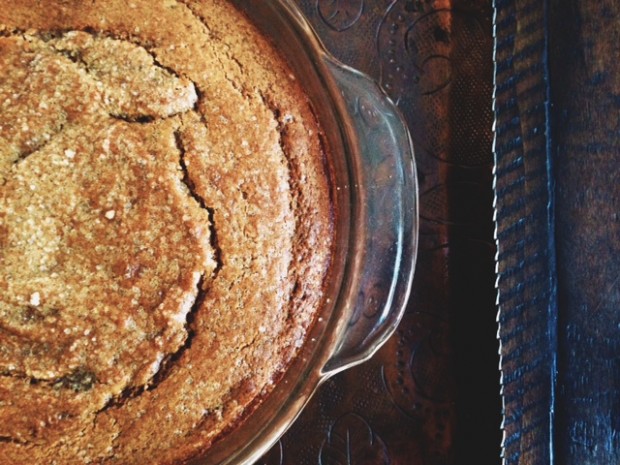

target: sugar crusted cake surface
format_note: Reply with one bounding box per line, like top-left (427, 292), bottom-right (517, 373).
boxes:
top-left (0, 1), bottom-right (333, 463)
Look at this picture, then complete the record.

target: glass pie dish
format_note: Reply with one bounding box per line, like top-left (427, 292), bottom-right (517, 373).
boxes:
top-left (191, 1), bottom-right (419, 464)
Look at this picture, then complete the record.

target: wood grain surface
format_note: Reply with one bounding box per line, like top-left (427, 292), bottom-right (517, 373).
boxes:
top-left (494, 0), bottom-right (556, 463)
top-left (550, 1), bottom-right (620, 464)
top-left (258, 1), bottom-right (499, 464)
top-left (496, 0), bottom-right (620, 464)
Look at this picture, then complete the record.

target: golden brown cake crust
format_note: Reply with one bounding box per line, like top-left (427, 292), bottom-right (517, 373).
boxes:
top-left (0, 1), bottom-right (333, 464)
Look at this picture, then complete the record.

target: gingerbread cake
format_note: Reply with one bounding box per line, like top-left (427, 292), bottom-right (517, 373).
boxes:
top-left (0, 1), bottom-right (334, 463)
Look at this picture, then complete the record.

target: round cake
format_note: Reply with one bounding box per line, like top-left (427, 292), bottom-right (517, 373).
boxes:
top-left (0, 1), bottom-right (334, 463)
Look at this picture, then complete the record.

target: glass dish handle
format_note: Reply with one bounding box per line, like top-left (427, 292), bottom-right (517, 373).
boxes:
top-left (321, 56), bottom-right (419, 377)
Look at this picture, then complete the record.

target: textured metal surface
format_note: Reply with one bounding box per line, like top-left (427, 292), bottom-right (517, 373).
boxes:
top-left (258, 1), bottom-right (499, 464)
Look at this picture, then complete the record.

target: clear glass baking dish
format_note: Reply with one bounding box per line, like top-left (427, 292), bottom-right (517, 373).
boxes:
top-left (190, 1), bottom-right (418, 463)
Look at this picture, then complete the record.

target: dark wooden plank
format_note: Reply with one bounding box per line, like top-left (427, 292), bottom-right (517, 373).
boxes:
top-left (497, 0), bottom-right (620, 463)
top-left (549, 1), bottom-right (620, 464)
top-left (493, 1), bottom-right (556, 464)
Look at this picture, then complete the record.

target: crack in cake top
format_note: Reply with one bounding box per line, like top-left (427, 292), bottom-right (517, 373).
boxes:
top-left (0, 1), bottom-right (333, 462)
top-left (0, 31), bottom-right (217, 398)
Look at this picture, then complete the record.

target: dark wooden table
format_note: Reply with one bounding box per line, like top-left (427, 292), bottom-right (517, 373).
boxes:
top-left (496, 1), bottom-right (620, 465)
top-left (259, 1), bottom-right (500, 464)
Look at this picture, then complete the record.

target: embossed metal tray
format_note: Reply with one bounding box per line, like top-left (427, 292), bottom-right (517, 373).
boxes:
top-left (266, 1), bottom-right (498, 465)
